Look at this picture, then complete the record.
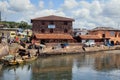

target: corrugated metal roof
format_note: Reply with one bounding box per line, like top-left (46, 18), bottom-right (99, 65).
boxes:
top-left (79, 35), bottom-right (102, 40)
top-left (91, 27), bottom-right (119, 31)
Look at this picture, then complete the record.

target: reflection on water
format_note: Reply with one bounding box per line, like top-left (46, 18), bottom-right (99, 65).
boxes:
top-left (0, 52), bottom-right (120, 80)
top-left (0, 65), bottom-right (32, 80)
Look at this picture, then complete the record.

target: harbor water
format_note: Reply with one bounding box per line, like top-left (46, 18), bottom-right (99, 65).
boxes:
top-left (0, 51), bottom-right (120, 80)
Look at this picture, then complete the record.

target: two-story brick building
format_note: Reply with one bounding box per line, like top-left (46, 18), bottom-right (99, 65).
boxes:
top-left (31, 15), bottom-right (75, 43)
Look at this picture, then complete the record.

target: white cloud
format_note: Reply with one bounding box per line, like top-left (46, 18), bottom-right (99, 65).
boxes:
top-left (38, 0), bottom-right (44, 9)
top-left (103, 0), bottom-right (120, 19)
top-left (72, 8), bottom-right (90, 19)
top-left (30, 9), bottom-right (66, 19)
top-left (1, 0), bottom-right (120, 29)
top-left (49, 1), bottom-right (54, 9)
top-left (0, 1), bottom-right (9, 12)
top-left (62, 0), bottom-right (78, 9)
top-left (73, 21), bottom-right (97, 29)
top-left (90, 1), bottom-right (103, 16)
top-left (71, 0), bottom-right (120, 29)
top-left (9, 0), bottom-right (35, 12)
top-left (18, 9), bottom-right (66, 23)
top-left (0, 1), bottom-right (14, 21)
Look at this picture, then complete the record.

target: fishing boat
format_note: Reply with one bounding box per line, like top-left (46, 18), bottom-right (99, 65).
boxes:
top-left (8, 59), bottom-right (24, 66)
top-left (2, 55), bottom-right (24, 66)
top-left (24, 56), bottom-right (37, 62)
top-left (7, 60), bottom-right (19, 66)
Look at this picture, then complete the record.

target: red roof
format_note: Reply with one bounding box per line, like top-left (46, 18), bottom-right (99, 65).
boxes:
top-left (35, 34), bottom-right (73, 39)
top-left (79, 35), bottom-right (102, 40)
top-left (31, 15), bottom-right (74, 21)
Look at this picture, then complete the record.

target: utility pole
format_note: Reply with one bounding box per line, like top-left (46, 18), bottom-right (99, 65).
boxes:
top-left (0, 11), bottom-right (1, 22)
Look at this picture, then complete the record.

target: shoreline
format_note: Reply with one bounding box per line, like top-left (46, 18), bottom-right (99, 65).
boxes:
top-left (40, 49), bottom-right (120, 56)
top-left (39, 45), bottom-right (120, 56)
top-left (1, 43), bottom-right (120, 57)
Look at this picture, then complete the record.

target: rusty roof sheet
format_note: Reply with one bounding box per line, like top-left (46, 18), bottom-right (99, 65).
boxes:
top-left (91, 27), bottom-right (120, 31)
top-left (79, 35), bottom-right (102, 40)
top-left (31, 15), bottom-right (74, 21)
top-left (35, 33), bottom-right (73, 39)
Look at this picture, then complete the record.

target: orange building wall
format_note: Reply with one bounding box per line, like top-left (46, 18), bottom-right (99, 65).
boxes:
top-left (89, 30), bottom-right (120, 43)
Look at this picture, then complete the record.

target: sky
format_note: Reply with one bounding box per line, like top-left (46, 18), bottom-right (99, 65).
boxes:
top-left (0, 0), bottom-right (120, 29)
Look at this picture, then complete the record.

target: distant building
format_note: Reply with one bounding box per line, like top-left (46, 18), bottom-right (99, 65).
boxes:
top-left (73, 28), bottom-right (88, 36)
top-left (0, 23), bottom-right (6, 28)
top-left (0, 28), bottom-right (22, 38)
top-left (31, 15), bottom-right (75, 43)
top-left (75, 27), bottom-right (114, 45)
top-left (24, 29), bottom-right (32, 37)
top-left (89, 27), bottom-right (120, 44)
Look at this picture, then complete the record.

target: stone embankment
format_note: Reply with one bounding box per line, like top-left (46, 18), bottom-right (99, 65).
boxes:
top-left (1, 43), bottom-right (120, 57)
top-left (41, 45), bottom-right (120, 55)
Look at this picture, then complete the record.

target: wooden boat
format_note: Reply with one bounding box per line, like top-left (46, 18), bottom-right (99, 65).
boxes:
top-left (8, 60), bottom-right (19, 65)
top-left (7, 56), bottom-right (38, 65)
top-left (24, 56), bottom-right (37, 62)
top-left (3, 59), bottom-right (24, 66)
top-left (2, 55), bottom-right (24, 66)
top-left (9, 59), bottom-right (24, 65)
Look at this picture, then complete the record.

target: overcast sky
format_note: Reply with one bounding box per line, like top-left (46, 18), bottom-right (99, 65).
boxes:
top-left (0, 0), bottom-right (120, 29)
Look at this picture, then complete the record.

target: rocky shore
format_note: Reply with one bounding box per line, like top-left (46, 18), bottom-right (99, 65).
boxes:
top-left (1, 43), bottom-right (120, 57)
top-left (0, 43), bottom-right (9, 58)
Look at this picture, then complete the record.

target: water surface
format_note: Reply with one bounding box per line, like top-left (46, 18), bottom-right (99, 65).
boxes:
top-left (0, 52), bottom-right (120, 80)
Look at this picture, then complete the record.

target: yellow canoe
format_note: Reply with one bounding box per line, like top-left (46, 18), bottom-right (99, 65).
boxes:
top-left (4, 59), bottom-right (24, 66)
top-left (24, 56), bottom-right (37, 62)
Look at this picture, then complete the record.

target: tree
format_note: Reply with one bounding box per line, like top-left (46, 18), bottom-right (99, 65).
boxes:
top-left (18, 21), bottom-right (28, 29)
top-left (18, 21), bottom-right (32, 29)
top-left (3, 21), bottom-right (19, 28)
top-left (1, 21), bottom-right (31, 29)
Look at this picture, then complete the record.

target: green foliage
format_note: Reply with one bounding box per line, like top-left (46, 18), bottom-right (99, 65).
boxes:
top-left (0, 21), bottom-right (32, 29)
top-left (18, 21), bottom-right (28, 29)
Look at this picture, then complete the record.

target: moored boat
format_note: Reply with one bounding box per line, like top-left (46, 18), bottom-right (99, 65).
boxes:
top-left (7, 60), bottom-right (19, 66)
top-left (8, 59), bottom-right (24, 66)
top-left (1, 55), bottom-right (24, 66)
top-left (24, 56), bottom-right (37, 62)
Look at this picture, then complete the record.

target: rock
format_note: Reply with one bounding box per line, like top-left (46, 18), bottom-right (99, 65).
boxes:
top-left (0, 44), bottom-right (9, 58)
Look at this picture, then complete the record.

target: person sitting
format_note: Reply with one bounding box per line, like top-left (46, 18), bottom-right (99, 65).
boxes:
top-left (20, 40), bottom-right (26, 48)
top-left (13, 56), bottom-right (16, 61)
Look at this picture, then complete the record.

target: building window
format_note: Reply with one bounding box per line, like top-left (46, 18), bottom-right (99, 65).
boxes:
top-left (102, 34), bottom-right (105, 38)
top-left (110, 31), bottom-right (115, 37)
top-left (115, 32), bottom-right (117, 37)
top-left (41, 29), bottom-right (45, 33)
top-left (50, 29), bottom-right (53, 33)
top-left (64, 21), bottom-right (68, 25)
top-left (48, 25), bottom-right (55, 28)
top-left (64, 29), bottom-right (68, 33)
top-left (86, 33), bottom-right (88, 35)
top-left (119, 33), bottom-right (120, 37)
top-left (41, 21), bottom-right (45, 25)
top-left (49, 21), bottom-right (54, 25)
